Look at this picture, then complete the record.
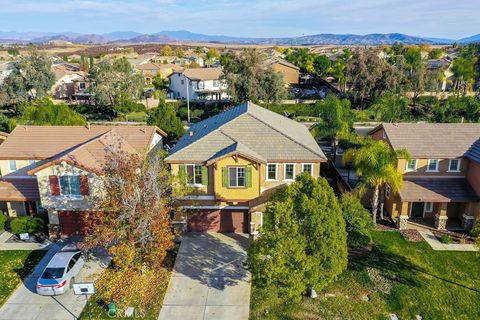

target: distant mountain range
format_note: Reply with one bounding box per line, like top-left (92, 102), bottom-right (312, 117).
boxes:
top-left (0, 30), bottom-right (479, 45)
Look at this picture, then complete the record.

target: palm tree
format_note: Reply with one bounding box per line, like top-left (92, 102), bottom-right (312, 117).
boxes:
top-left (344, 140), bottom-right (408, 224)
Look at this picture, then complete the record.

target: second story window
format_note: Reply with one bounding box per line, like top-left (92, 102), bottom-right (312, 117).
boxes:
top-left (406, 159), bottom-right (417, 172)
top-left (198, 81), bottom-right (204, 89)
top-left (229, 167), bottom-right (246, 188)
top-left (59, 176), bottom-right (81, 196)
top-left (266, 164), bottom-right (277, 181)
top-left (448, 159), bottom-right (461, 172)
top-left (8, 160), bottom-right (17, 172)
top-left (301, 163), bottom-right (313, 176)
top-left (213, 80), bottom-right (219, 87)
top-left (284, 163), bottom-right (295, 181)
top-left (185, 164), bottom-right (204, 186)
top-left (79, 82), bottom-right (86, 90)
top-left (427, 159), bottom-right (439, 172)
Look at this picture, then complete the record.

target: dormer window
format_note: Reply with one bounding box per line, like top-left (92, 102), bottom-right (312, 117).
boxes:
top-left (448, 159), bottom-right (461, 172)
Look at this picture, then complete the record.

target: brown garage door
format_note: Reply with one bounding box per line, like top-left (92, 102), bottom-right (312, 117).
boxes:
top-left (187, 209), bottom-right (248, 233)
top-left (58, 211), bottom-right (87, 236)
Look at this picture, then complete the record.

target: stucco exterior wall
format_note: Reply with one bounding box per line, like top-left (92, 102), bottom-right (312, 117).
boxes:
top-left (272, 63), bottom-right (299, 85)
top-left (467, 160), bottom-right (480, 196)
top-left (35, 162), bottom-right (103, 225)
top-left (0, 159), bottom-right (39, 177)
top-left (398, 158), bottom-right (467, 176)
top-left (214, 156), bottom-right (260, 201)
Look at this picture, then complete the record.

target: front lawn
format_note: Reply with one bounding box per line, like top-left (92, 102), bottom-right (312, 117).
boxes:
top-left (250, 231), bottom-right (480, 320)
top-left (0, 250), bottom-right (46, 306)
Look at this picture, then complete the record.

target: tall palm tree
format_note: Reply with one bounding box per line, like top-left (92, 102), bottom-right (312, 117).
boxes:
top-left (344, 140), bottom-right (408, 224)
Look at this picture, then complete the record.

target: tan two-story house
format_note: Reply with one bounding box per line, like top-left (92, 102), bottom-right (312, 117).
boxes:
top-left (371, 123), bottom-right (480, 231)
top-left (0, 125), bottom-right (166, 236)
top-left (165, 102), bottom-right (327, 234)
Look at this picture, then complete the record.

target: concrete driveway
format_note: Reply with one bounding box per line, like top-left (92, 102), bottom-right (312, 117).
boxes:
top-left (0, 243), bottom-right (109, 320)
top-left (158, 233), bottom-right (251, 320)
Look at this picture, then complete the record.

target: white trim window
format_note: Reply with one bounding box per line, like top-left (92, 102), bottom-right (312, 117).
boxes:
top-left (424, 202), bottom-right (433, 213)
top-left (448, 159), bottom-right (461, 172)
top-left (186, 164), bottom-right (204, 186)
top-left (59, 175), bottom-right (81, 196)
top-left (385, 184), bottom-right (391, 199)
top-left (405, 159), bottom-right (417, 172)
top-left (427, 159), bottom-right (439, 172)
top-left (283, 163), bottom-right (295, 181)
top-left (301, 163), bottom-right (313, 176)
top-left (229, 167), bottom-right (246, 188)
top-left (8, 160), bottom-right (17, 172)
top-left (266, 163), bottom-right (278, 181)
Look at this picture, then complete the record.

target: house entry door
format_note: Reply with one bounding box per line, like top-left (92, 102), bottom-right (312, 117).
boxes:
top-left (410, 202), bottom-right (424, 218)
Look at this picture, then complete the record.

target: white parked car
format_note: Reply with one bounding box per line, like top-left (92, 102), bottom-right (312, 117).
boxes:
top-left (36, 246), bottom-right (85, 295)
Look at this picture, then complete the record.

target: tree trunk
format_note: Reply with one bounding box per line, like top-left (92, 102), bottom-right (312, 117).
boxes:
top-left (371, 185), bottom-right (379, 225)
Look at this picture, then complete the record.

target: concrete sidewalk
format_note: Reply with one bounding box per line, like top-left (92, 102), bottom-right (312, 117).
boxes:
top-left (419, 230), bottom-right (478, 251)
top-left (158, 233), bottom-right (251, 320)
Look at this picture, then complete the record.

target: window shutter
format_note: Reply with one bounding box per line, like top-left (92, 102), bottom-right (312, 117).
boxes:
top-left (202, 166), bottom-right (208, 185)
top-left (49, 175), bottom-right (60, 196)
top-left (222, 167), bottom-right (228, 187)
top-left (179, 164), bottom-right (186, 177)
top-left (246, 167), bottom-right (252, 187)
top-left (79, 175), bottom-right (89, 196)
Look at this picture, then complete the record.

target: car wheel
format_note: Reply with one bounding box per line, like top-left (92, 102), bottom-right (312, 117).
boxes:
top-left (70, 277), bottom-right (75, 289)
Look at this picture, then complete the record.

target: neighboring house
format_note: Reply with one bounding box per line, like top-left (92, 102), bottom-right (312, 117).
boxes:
top-left (265, 57), bottom-right (300, 85)
top-left (136, 62), bottom-right (183, 85)
top-left (0, 125), bottom-right (166, 236)
top-left (72, 76), bottom-right (95, 104)
top-left (165, 102), bottom-right (327, 234)
top-left (426, 59), bottom-right (453, 91)
top-left (152, 56), bottom-right (176, 64)
top-left (168, 67), bottom-right (229, 101)
top-left (51, 64), bottom-right (87, 99)
top-left (370, 123), bottom-right (480, 231)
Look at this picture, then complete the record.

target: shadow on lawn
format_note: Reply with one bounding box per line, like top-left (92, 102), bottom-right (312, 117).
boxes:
top-left (350, 243), bottom-right (480, 294)
top-left (13, 250), bottom-right (46, 280)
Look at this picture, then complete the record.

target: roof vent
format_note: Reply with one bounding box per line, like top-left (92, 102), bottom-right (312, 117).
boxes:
top-left (86, 122), bottom-right (90, 130)
top-left (189, 130), bottom-right (194, 137)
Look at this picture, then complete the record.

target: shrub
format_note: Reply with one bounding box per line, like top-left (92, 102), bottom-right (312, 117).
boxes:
top-left (340, 193), bottom-right (375, 247)
top-left (439, 234), bottom-right (453, 244)
top-left (470, 219), bottom-right (480, 237)
top-left (0, 214), bottom-right (8, 230)
top-left (10, 216), bottom-right (45, 234)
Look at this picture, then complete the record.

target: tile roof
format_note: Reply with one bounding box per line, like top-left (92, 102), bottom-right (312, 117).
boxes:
top-left (400, 178), bottom-right (479, 202)
top-left (166, 102), bottom-right (326, 163)
top-left (181, 67), bottom-right (223, 81)
top-left (0, 178), bottom-right (40, 201)
top-left (374, 123), bottom-right (480, 158)
top-left (465, 139), bottom-right (480, 164)
top-left (265, 57), bottom-right (300, 70)
top-left (0, 125), bottom-right (166, 160)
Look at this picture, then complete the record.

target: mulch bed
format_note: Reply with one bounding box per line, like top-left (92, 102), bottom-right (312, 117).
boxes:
top-left (400, 229), bottom-right (424, 242)
top-left (432, 230), bottom-right (476, 245)
top-left (376, 218), bottom-right (398, 231)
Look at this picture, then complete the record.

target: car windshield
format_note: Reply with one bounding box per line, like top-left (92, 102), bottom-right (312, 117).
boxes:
top-left (41, 267), bottom-right (65, 279)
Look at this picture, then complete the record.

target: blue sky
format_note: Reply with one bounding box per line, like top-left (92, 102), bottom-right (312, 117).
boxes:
top-left (0, 0), bottom-right (478, 39)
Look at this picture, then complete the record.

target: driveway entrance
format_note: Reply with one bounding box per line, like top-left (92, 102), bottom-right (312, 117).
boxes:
top-left (158, 233), bottom-right (251, 320)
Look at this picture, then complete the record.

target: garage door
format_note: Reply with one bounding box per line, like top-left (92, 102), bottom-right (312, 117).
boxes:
top-left (187, 209), bottom-right (248, 233)
top-left (58, 211), bottom-right (87, 236)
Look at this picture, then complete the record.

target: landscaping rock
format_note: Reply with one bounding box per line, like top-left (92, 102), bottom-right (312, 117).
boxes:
top-left (324, 293), bottom-right (336, 298)
top-left (389, 314), bottom-right (399, 320)
top-left (361, 295), bottom-right (370, 301)
top-left (310, 288), bottom-right (318, 299)
top-left (415, 315), bottom-right (423, 320)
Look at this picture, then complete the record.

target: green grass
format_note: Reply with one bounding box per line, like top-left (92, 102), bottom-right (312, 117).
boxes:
top-left (0, 250), bottom-right (46, 306)
top-left (125, 111), bottom-right (148, 122)
top-left (250, 231), bottom-right (480, 320)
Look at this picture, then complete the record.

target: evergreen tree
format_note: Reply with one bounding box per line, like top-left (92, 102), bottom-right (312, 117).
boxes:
top-left (147, 97), bottom-right (185, 142)
top-left (248, 174), bottom-right (348, 300)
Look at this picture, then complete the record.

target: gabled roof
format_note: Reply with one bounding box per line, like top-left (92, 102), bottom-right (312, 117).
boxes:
top-left (370, 123), bottom-right (480, 158)
top-left (465, 139), bottom-right (480, 164)
top-left (170, 67), bottom-right (223, 81)
top-left (166, 102), bottom-right (326, 163)
top-left (28, 129), bottom-right (139, 175)
top-left (0, 125), bottom-right (166, 160)
top-left (265, 57), bottom-right (300, 70)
